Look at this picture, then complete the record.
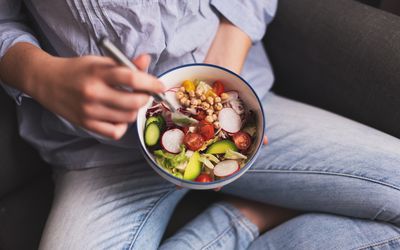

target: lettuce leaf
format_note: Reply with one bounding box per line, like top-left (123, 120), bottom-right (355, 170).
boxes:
top-left (154, 146), bottom-right (188, 169)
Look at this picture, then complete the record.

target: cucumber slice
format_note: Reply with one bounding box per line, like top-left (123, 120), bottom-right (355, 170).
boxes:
top-left (145, 115), bottom-right (166, 130)
top-left (144, 122), bottom-right (161, 147)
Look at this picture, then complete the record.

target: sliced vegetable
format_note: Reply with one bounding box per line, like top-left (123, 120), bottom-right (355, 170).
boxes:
top-left (200, 156), bottom-right (215, 169)
top-left (171, 112), bottom-right (199, 127)
top-left (203, 153), bottom-right (220, 163)
top-left (196, 80), bottom-right (212, 94)
top-left (212, 80), bottom-right (225, 96)
top-left (172, 172), bottom-right (183, 179)
top-left (242, 126), bottom-right (257, 137)
top-left (144, 122), bottom-right (161, 147)
top-left (224, 149), bottom-right (247, 160)
top-left (184, 132), bottom-right (205, 151)
top-left (164, 92), bottom-right (182, 111)
top-left (214, 160), bottom-right (240, 177)
top-left (232, 131), bottom-right (252, 151)
top-left (219, 108), bottom-right (242, 133)
top-left (206, 140), bottom-right (238, 154)
top-left (198, 120), bottom-right (215, 140)
top-left (183, 80), bottom-right (196, 92)
top-left (161, 129), bottom-right (185, 154)
top-left (146, 115), bottom-right (166, 131)
top-left (230, 98), bottom-right (245, 115)
top-left (225, 91), bottom-right (239, 101)
top-left (154, 146), bottom-right (188, 169)
top-left (195, 173), bottom-right (213, 182)
top-left (183, 151), bottom-right (202, 180)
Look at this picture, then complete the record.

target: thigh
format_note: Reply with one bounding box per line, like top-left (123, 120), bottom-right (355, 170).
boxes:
top-left (39, 161), bottom-right (188, 250)
top-left (222, 93), bottom-right (400, 225)
top-left (249, 213), bottom-right (400, 250)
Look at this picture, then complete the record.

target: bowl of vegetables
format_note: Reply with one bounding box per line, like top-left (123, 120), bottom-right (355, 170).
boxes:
top-left (137, 64), bottom-right (265, 189)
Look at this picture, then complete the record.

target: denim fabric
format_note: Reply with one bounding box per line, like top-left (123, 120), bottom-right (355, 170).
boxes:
top-left (39, 93), bottom-right (400, 250)
top-left (0, 0), bottom-right (276, 169)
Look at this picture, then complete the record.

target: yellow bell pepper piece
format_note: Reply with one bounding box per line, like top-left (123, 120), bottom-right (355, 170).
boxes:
top-left (182, 80), bottom-right (195, 92)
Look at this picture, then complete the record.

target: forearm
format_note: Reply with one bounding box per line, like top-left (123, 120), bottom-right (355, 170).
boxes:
top-left (204, 18), bottom-right (252, 74)
top-left (0, 42), bottom-right (57, 99)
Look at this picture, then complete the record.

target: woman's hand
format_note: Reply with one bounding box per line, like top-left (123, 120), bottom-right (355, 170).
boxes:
top-left (0, 43), bottom-right (164, 139)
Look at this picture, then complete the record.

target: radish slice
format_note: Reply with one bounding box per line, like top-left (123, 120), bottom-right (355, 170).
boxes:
top-left (167, 87), bottom-right (180, 92)
top-left (225, 91), bottom-right (239, 101)
top-left (218, 108), bottom-right (242, 133)
top-left (161, 129), bottom-right (184, 153)
top-left (213, 160), bottom-right (239, 177)
top-left (163, 90), bottom-right (182, 111)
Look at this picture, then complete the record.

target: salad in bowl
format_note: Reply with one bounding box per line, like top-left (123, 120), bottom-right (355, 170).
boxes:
top-left (137, 64), bottom-right (265, 189)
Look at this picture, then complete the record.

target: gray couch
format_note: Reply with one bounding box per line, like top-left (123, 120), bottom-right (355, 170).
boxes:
top-left (1, 0), bottom-right (399, 249)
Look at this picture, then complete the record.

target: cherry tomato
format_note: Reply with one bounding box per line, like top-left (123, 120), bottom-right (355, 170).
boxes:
top-left (198, 120), bottom-right (215, 140)
top-left (232, 131), bottom-right (252, 151)
top-left (212, 81), bottom-right (225, 96)
top-left (183, 132), bottom-right (205, 151)
top-left (195, 173), bottom-right (213, 182)
top-left (194, 109), bottom-right (207, 121)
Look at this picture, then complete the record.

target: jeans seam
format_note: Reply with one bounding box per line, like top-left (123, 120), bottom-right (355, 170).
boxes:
top-left (200, 204), bottom-right (258, 250)
top-left (247, 169), bottom-right (400, 191)
top-left (215, 204), bottom-right (259, 239)
top-left (127, 189), bottom-right (175, 250)
top-left (354, 236), bottom-right (400, 250)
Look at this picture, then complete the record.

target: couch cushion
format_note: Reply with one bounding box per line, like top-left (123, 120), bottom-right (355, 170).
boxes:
top-left (0, 88), bottom-right (51, 197)
top-left (265, 0), bottom-right (400, 139)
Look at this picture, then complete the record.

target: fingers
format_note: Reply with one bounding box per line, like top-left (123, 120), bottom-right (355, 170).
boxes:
top-left (133, 54), bottom-right (151, 72)
top-left (105, 65), bottom-right (165, 94)
top-left (83, 120), bottom-right (128, 140)
top-left (263, 135), bottom-right (269, 145)
top-left (99, 86), bottom-right (151, 111)
top-left (83, 103), bottom-right (138, 123)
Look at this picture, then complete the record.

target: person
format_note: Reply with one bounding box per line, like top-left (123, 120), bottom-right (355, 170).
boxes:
top-left (1, 1), bottom-right (400, 249)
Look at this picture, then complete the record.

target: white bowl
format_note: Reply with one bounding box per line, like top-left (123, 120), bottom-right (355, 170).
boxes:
top-left (137, 64), bottom-right (265, 189)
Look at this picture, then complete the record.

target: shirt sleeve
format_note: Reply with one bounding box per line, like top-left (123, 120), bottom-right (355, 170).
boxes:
top-left (210, 0), bottom-right (278, 43)
top-left (0, 0), bottom-right (40, 105)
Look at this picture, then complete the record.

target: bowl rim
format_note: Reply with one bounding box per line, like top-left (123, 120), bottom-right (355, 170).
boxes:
top-left (137, 63), bottom-right (265, 187)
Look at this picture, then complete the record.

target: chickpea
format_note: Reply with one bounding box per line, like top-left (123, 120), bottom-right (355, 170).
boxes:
top-left (185, 100), bottom-right (191, 107)
top-left (212, 114), bottom-right (218, 121)
top-left (188, 90), bottom-right (195, 97)
top-left (205, 115), bottom-right (214, 123)
top-left (215, 96), bottom-right (221, 103)
top-left (206, 109), bottom-right (214, 115)
top-left (221, 92), bottom-right (229, 100)
top-left (215, 103), bottom-right (223, 111)
top-left (190, 105), bottom-right (197, 109)
top-left (200, 94), bottom-right (206, 101)
top-left (190, 99), bottom-right (199, 106)
top-left (207, 97), bottom-right (214, 105)
top-left (180, 96), bottom-right (188, 105)
top-left (180, 86), bottom-right (185, 92)
top-left (213, 121), bottom-right (220, 129)
top-left (176, 91), bottom-right (184, 99)
top-left (202, 102), bottom-right (210, 109)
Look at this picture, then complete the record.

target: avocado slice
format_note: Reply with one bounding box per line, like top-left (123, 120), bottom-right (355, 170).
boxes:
top-left (183, 151), bottom-right (201, 180)
top-left (206, 140), bottom-right (238, 154)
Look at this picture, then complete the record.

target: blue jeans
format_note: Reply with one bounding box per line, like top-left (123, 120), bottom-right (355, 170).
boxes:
top-left (39, 93), bottom-right (400, 250)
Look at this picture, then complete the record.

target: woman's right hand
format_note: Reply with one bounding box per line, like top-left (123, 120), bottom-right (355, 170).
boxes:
top-left (0, 43), bottom-right (164, 140)
top-left (32, 54), bottom-right (164, 139)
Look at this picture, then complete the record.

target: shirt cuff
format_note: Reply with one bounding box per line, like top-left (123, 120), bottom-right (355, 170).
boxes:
top-left (0, 36), bottom-right (40, 105)
top-left (211, 0), bottom-right (274, 43)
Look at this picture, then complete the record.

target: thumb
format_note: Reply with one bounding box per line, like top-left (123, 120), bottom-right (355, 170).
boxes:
top-left (133, 54), bottom-right (151, 72)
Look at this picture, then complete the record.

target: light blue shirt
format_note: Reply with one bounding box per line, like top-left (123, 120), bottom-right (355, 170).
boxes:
top-left (0, 0), bottom-right (276, 169)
